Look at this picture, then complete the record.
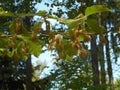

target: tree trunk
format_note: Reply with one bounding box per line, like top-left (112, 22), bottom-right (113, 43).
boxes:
top-left (25, 18), bottom-right (33, 90)
top-left (98, 1), bottom-right (106, 86)
top-left (91, 35), bottom-right (100, 87)
top-left (26, 54), bottom-right (33, 90)
top-left (105, 35), bottom-right (114, 90)
top-left (99, 43), bottom-right (106, 86)
top-left (23, 1), bottom-right (34, 89)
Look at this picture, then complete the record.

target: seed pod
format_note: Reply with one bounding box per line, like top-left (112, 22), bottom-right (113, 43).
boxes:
top-left (21, 48), bottom-right (26, 54)
top-left (59, 52), bottom-right (64, 58)
top-left (71, 41), bottom-right (76, 47)
top-left (78, 49), bottom-right (82, 57)
top-left (12, 34), bottom-right (17, 40)
top-left (75, 30), bottom-right (79, 37)
top-left (79, 29), bottom-right (86, 34)
top-left (13, 50), bottom-right (19, 61)
top-left (31, 32), bottom-right (36, 41)
top-left (8, 41), bottom-right (15, 48)
top-left (49, 39), bottom-right (53, 44)
top-left (100, 36), bottom-right (107, 44)
top-left (84, 35), bottom-right (91, 42)
top-left (48, 45), bottom-right (52, 50)
top-left (54, 34), bottom-right (61, 41)
top-left (15, 22), bottom-right (21, 33)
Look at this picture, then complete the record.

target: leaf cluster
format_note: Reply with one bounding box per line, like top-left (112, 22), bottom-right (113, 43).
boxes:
top-left (0, 5), bottom-right (111, 60)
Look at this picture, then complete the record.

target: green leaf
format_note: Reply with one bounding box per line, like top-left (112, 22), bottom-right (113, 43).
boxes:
top-left (17, 34), bottom-right (31, 40)
top-left (85, 18), bottom-right (106, 34)
top-left (0, 10), bottom-right (15, 17)
top-left (28, 40), bottom-right (42, 57)
top-left (0, 7), bottom-right (4, 11)
top-left (62, 40), bottom-right (77, 60)
top-left (17, 34), bottom-right (44, 57)
top-left (66, 55), bottom-right (72, 61)
top-left (59, 16), bottom-right (87, 30)
top-left (0, 9), bottom-right (47, 17)
top-left (85, 5), bottom-right (111, 17)
top-left (0, 38), bottom-right (8, 48)
top-left (9, 20), bottom-right (16, 34)
top-left (0, 48), bottom-right (5, 52)
top-left (79, 35), bottom-right (85, 41)
top-left (32, 22), bottom-right (42, 33)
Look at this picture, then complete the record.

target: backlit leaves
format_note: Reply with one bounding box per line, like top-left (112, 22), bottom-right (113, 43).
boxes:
top-left (59, 16), bottom-right (87, 30)
top-left (85, 5), bottom-right (111, 17)
top-left (9, 18), bottom-right (28, 34)
top-left (85, 19), bottom-right (106, 35)
top-left (0, 5), bottom-right (112, 60)
top-left (0, 7), bottom-right (48, 17)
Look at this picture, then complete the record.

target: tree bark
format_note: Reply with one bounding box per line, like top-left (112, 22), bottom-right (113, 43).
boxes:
top-left (99, 43), bottom-right (106, 86)
top-left (97, 0), bottom-right (106, 87)
top-left (98, 5), bottom-right (106, 86)
top-left (91, 35), bottom-right (100, 87)
top-left (26, 54), bottom-right (33, 90)
top-left (105, 35), bottom-right (114, 90)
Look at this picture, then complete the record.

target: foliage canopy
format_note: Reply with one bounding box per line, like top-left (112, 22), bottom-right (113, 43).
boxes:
top-left (0, 5), bottom-right (111, 60)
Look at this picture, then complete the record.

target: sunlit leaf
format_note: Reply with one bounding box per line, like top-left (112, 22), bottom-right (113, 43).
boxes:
top-left (0, 11), bottom-right (15, 17)
top-left (32, 22), bottom-right (42, 33)
top-left (66, 55), bottom-right (72, 61)
top-left (60, 40), bottom-right (77, 60)
top-left (85, 18), bottom-right (106, 34)
top-left (28, 40), bottom-right (42, 57)
top-left (0, 38), bottom-right (8, 48)
top-left (59, 16), bottom-right (87, 30)
top-left (85, 5), bottom-right (111, 17)
top-left (9, 20), bottom-right (16, 34)
top-left (79, 35), bottom-right (85, 41)
top-left (0, 7), bottom-right (4, 11)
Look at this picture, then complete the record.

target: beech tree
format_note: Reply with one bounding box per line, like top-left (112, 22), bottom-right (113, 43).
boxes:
top-left (44, 0), bottom-right (120, 89)
top-left (0, 0), bottom-right (120, 89)
top-left (0, 4), bottom-right (111, 89)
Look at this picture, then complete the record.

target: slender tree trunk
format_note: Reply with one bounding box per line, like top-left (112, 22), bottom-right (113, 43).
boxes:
top-left (91, 35), bottom-right (100, 87)
top-left (24, 2), bottom-right (33, 89)
top-left (99, 43), bottom-right (106, 86)
top-left (105, 35), bottom-right (114, 90)
top-left (26, 54), bottom-right (33, 90)
top-left (99, 44), bottom-right (106, 80)
top-left (25, 18), bottom-right (33, 90)
top-left (98, 0), bottom-right (106, 85)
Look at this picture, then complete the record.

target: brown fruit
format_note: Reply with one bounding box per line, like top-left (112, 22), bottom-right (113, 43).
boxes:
top-left (71, 41), bottom-right (76, 47)
top-left (8, 41), bottom-right (15, 48)
top-left (13, 51), bottom-right (19, 61)
top-left (59, 52), bottom-right (64, 58)
top-left (48, 45), bottom-right (52, 50)
top-left (75, 30), bottom-right (79, 37)
top-left (15, 22), bottom-right (21, 33)
top-left (31, 32), bottom-right (37, 41)
top-left (54, 34), bottom-right (61, 41)
top-left (79, 29), bottom-right (86, 34)
top-left (12, 34), bottom-right (17, 40)
top-left (84, 35), bottom-right (91, 42)
top-left (21, 48), bottom-right (26, 54)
